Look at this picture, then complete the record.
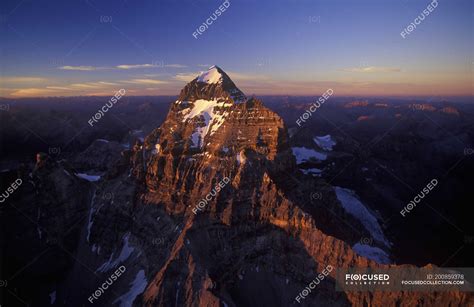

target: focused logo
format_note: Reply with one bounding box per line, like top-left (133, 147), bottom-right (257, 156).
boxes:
top-left (345, 273), bottom-right (390, 285)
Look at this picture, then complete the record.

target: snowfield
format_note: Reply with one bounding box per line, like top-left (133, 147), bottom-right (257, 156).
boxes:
top-left (334, 186), bottom-right (390, 247)
top-left (313, 135), bottom-right (336, 151)
top-left (181, 99), bottom-right (231, 147)
top-left (291, 147), bottom-right (327, 164)
top-left (113, 270), bottom-right (148, 307)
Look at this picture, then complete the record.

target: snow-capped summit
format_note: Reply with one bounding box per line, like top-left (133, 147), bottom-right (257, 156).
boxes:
top-left (197, 65), bottom-right (223, 84)
top-left (177, 65), bottom-right (246, 104)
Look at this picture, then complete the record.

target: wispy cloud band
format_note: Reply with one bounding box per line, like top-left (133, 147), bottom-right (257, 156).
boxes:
top-left (58, 63), bottom-right (187, 71)
top-left (341, 66), bottom-right (401, 73)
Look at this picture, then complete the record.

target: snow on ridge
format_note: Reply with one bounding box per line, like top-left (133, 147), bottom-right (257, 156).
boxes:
top-left (352, 243), bottom-right (390, 264)
top-left (313, 135), bottom-right (336, 151)
top-left (197, 66), bottom-right (222, 84)
top-left (291, 147), bottom-right (327, 164)
top-left (334, 186), bottom-right (390, 247)
top-left (113, 270), bottom-right (148, 307)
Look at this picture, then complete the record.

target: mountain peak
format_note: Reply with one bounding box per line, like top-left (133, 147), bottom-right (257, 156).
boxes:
top-left (177, 66), bottom-right (246, 103)
top-left (196, 65), bottom-right (223, 84)
top-left (145, 67), bottom-right (290, 156)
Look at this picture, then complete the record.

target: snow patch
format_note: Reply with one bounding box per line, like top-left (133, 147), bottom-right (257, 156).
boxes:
top-left (352, 243), bottom-right (390, 264)
top-left (91, 244), bottom-right (101, 255)
top-left (152, 144), bottom-right (161, 154)
top-left (75, 173), bottom-right (101, 182)
top-left (181, 99), bottom-right (231, 147)
top-left (96, 233), bottom-right (135, 272)
top-left (49, 291), bottom-right (56, 304)
top-left (113, 270), bottom-right (147, 307)
top-left (334, 187), bottom-right (389, 247)
top-left (313, 135), bottom-right (336, 151)
top-left (301, 168), bottom-right (322, 176)
top-left (236, 151), bottom-right (246, 165)
top-left (291, 147), bottom-right (327, 164)
top-left (190, 129), bottom-right (203, 148)
top-left (197, 66), bottom-right (222, 84)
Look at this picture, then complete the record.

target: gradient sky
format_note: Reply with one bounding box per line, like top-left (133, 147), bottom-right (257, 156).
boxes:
top-left (0, 0), bottom-right (472, 97)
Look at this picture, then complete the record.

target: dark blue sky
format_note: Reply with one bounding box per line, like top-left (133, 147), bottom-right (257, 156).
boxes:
top-left (1, 0), bottom-right (472, 97)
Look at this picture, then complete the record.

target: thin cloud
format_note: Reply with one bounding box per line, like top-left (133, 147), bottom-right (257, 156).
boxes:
top-left (97, 81), bottom-right (119, 86)
top-left (9, 80), bottom-right (122, 97)
top-left (46, 86), bottom-right (72, 90)
top-left (10, 88), bottom-right (58, 97)
top-left (173, 72), bottom-right (198, 82)
top-left (58, 63), bottom-right (171, 71)
top-left (118, 63), bottom-right (186, 69)
top-left (116, 64), bottom-right (157, 70)
top-left (122, 79), bottom-right (167, 85)
top-left (142, 74), bottom-right (163, 78)
top-left (70, 81), bottom-right (121, 88)
top-left (341, 66), bottom-right (401, 73)
top-left (57, 63), bottom-right (187, 71)
top-left (164, 64), bottom-right (187, 68)
top-left (59, 66), bottom-right (108, 71)
top-left (1, 77), bottom-right (48, 83)
top-left (86, 91), bottom-right (119, 96)
top-left (70, 83), bottom-right (103, 89)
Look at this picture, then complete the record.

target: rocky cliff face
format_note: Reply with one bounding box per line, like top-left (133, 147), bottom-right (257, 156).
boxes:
top-left (75, 67), bottom-right (474, 306)
top-left (0, 153), bottom-right (90, 305)
top-left (73, 138), bottom-right (124, 171)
